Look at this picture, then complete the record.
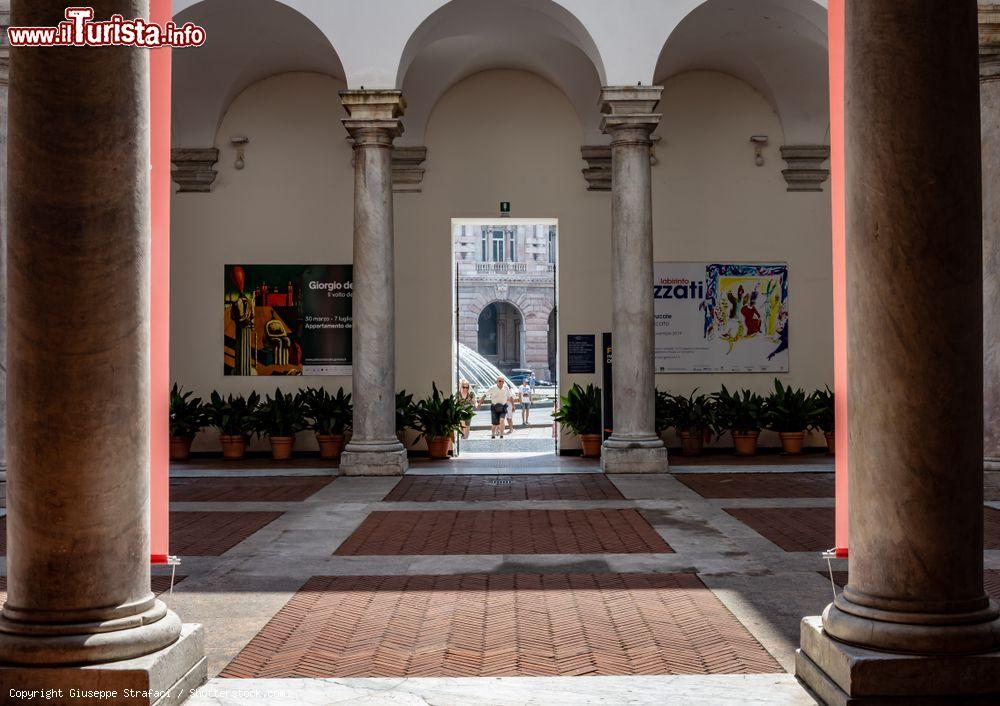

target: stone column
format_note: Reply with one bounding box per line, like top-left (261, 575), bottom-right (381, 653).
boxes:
top-left (0, 2), bottom-right (204, 699)
top-left (796, 3), bottom-right (1000, 703)
top-left (339, 90), bottom-right (408, 476)
top-left (981, 4), bottom-right (1000, 471)
top-left (599, 86), bottom-right (667, 473)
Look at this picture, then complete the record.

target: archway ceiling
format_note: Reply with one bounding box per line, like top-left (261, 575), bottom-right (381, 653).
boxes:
top-left (172, 0), bottom-right (345, 147)
top-left (656, 0), bottom-right (830, 144)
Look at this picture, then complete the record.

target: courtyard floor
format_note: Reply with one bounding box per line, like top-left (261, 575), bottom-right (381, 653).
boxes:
top-left (2, 455), bottom-right (998, 704)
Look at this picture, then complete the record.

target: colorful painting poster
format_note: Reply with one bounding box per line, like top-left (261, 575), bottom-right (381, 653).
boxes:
top-left (653, 262), bottom-right (788, 372)
top-left (224, 264), bottom-right (353, 376)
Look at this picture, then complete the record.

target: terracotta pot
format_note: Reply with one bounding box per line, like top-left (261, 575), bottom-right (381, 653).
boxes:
top-left (427, 435), bottom-right (451, 459)
top-left (269, 435), bottom-right (295, 461)
top-left (219, 434), bottom-right (246, 460)
top-left (169, 436), bottom-right (193, 461)
top-left (731, 430), bottom-right (760, 456)
top-left (316, 433), bottom-right (345, 460)
top-left (579, 433), bottom-right (603, 458)
top-left (779, 431), bottom-right (806, 455)
top-left (824, 431), bottom-right (836, 455)
top-left (679, 430), bottom-right (704, 457)
top-left (702, 428), bottom-right (713, 446)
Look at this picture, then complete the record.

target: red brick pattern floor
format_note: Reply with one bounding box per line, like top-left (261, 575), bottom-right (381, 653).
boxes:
top-left (170, 476), bottom-right (333, 502)
top-left (676, 473), bottom-right (834, 499)
top-left (335, 510), bottom-right (672, 555)
top-left (220, 573), bottom-right (781, 678)
top-left (383, 474), bottom-right (624, 502)
top-left (724, 507), bottom-right (834, 552)
top-left (987, 507), bottom-right (1000, 550)
top-left (170, 511), bottom-right (283, 556)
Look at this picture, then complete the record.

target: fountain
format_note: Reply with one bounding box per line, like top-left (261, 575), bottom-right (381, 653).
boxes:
top-left (457, 343), bottom-right (512, 392)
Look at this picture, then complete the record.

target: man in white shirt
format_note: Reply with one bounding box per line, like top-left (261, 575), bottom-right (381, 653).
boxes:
top-left (484, 377), bottom-right (514, 439)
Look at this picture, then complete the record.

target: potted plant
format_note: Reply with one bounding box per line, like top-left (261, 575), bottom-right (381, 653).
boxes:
top-left (256, 387), bottom-right (307, 460)
top-left (553, 383), bottom-right (603, 457)
top-left (396, 390), bottom-right (416, 445)
top-left (811, 386), bottom-right (836, 454)
top-left (712, 385), bottom-right (765, 456)
top-left (206, 391), bottom-right (260, 460)
top-left (302, 386), bottom-right (352, 459)
top-left (168, 383), bottom-right (207, 460)
top-left (411, 382), bottom-right (473, 459)
top-left (763, 379), bottom-right (818, 455)
top-left (655, 388), bottom-right (673, 444)
top-left (665, 389), bottom-right (715, 457)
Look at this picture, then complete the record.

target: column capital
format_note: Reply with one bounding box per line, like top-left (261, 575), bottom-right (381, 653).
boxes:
top-left (779, 145), bottom-right (830, 192)
top-left (599, 86), bottom-right (663, 139)
top-left (340, 89), bottom-right (405, 147)
top-left (981, 4), bottom-right (1000, 80)
top-left (170, 147), bottom-right (220, 193)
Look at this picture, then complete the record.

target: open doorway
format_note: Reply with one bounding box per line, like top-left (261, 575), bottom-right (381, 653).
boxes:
top-left (452, 219), bottom-right (558, 458)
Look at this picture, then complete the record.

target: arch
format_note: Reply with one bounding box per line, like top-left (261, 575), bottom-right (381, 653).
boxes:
top-left (172, 0), bottom-right (345, 147)
top-left (655, 0), bottom-right (829, 145)
top-left (395, 0), bottom-right (608, 145)
top-left (477, 300), bottom-right (525, 372)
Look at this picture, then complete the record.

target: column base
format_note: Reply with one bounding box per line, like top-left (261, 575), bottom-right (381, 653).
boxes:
top-left (600, 438), bottom-right (668, 473)
top-left (340, 441), bottom-right (408, 476)
top-left (0, 623), bottom-right (206, 706)
top-left (796, 616), bottom-right (1000, 705)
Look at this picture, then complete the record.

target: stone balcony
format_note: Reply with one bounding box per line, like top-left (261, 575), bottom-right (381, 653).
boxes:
top-left (475, 261), bottom-right (528, 275)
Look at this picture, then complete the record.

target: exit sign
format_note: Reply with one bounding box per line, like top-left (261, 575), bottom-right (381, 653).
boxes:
top-left (499, 201), bottom-right (510, 216)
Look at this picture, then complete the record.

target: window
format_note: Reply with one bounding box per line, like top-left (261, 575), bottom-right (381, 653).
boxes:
top-left (480, 227), bottom-right (488, 262)
top-left (509, 227), bottom-right (518, 262)
top-left (492, 228), bottom-right (505, 262)
top-left (548, 226), bottom-right (556, 264)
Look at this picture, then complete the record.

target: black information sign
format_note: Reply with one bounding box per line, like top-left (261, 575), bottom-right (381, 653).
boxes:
top-left (567, 334), bottom-right (596, 374)
top-left (602, 332), bottom-right (613, 438)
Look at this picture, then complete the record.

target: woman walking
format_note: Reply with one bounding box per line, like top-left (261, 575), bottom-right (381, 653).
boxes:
top-left (456, 378), bottom-right (477, 439)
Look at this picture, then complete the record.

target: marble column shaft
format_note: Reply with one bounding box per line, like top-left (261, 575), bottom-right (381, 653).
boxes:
top-left (0, 0), bottom-right (181, 665)
top-left (828, 0), bottom-right (998, 654)
top-left (599, 86), bottom-right (668, 474)
top-left (338, 90), bottom-right (408, 476)
top-left (982, 6), bottom-right (1000, 471)
top-left (0, 11), bottom-right (9, 492)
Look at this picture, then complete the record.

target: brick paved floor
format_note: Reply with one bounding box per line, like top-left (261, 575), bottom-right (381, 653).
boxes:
top-left (220, 573), bottom-right (781, 678)
top-left (987, 507), bottom-right (1000, 550)
top-left (335, 509), bottom-right (672, 555)
top-left (675, 473), bottom-right (834, 499)
top-left (170, 476), bottom-right (334, 502)
top-left (724, 507), bottom-right (834, 552)
top-left (170, 511), bottom-right (283, 556)
top-left (383, 474), bottom-right (624, 502)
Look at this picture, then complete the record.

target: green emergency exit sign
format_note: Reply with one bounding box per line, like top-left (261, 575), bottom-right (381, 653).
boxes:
top-left (500, 201), bottom-right (510, 215)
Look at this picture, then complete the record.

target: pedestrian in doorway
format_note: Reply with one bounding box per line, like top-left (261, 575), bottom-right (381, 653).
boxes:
top-left (456, 378), bottom-right (477, 439)
top-left (485, 377), bottom-right (511, 439)
top-left (505, 382), bottom-right (517, 434)
top-left (519, 380), bottom-right (532, 424)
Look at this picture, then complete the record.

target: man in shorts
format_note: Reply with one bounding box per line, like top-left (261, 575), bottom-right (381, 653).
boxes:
top-left (484, 377), bottom-right (512, 439)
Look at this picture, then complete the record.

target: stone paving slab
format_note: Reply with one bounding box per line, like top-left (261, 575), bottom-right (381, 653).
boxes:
top-left (988, 507), bottom-right (1000, 550)
top-left (675, 473), bottom-right (834, 499)
top-left (219, 573), bottom-right (782, 679)
top-left (171, 511), bottom-right (285, 556)
top-left (723, 508), bottom-right (834, 553)
top-left (334, 509), bottom-right (672, 555)
top-left (170, 476), bottom-right (335, 502)
top-left (824, 570), bottom-right (1000, 600)
top-left (188, 674), bottom-right (815, 705)
top-left (383, 474), bottom-right (624, 502)
top-left (0, 575), bottom-right (185, 605)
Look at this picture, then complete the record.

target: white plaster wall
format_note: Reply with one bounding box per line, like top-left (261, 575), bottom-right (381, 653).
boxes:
top-left (652, 71), bottom-right (833, 448)
top-left (170, 72), bottom-right (354, 452)
top-left (170, 68), bottom-right (832, 452)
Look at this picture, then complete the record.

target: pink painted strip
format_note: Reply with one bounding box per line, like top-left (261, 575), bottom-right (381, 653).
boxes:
top-left (149, 0), bottom-right (172, 564)
top-left (828, 0), bottom-right (848, 557)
